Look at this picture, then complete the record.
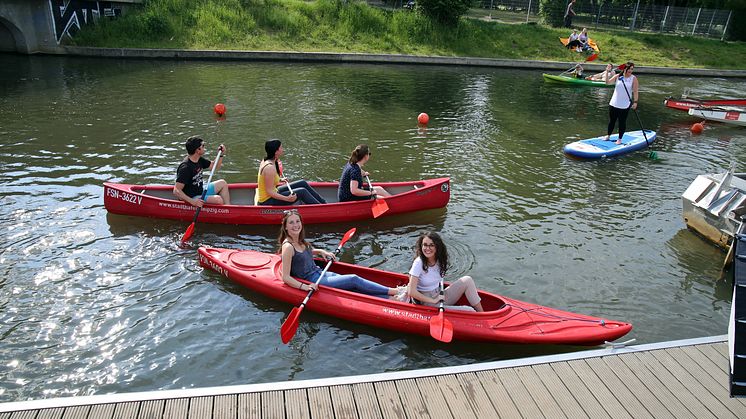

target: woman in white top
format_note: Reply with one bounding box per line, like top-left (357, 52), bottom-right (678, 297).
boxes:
top-left (604, 62), bottom-right (639, 145)
top-left (407, 232), bottom-right (484, 312)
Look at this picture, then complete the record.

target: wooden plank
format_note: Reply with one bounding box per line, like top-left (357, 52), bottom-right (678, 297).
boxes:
top-left (669, 347), bottom-right (746, 412)
top-left (394, 378), bottom-right (432, 419)
top-left (602, 355), bottom-right (674, 419)
top-left (89, 404), bottom-right (116, 419)
top-left (549, 362), bottom-right (610, 419)
top-left (373, 381), bottom-right (406, 419)
top-left (284, 389), bottom-right (310, 419)
top-left (261, 391), bottom-right (285, 419)
top-left (531, 363), bottom-right (588, 419)
top-left (163, 398), bottom-right (189, 419)
top-left (584, 357), bottom-right (651, 418)
top-left (615, 352), bottom-right (693, 419)
top-left (237, 393), bottom-right (261, 419)
top-left (138, 400), bottom-right (165, 419)
top-left (36, 408), bottom-right (64, 419)
top-left (8, 411), bottom-right (36, 419)
top-left (650, 348), bottom-right (738, 419)
top-left (307, 387), bottom-right (334, 419)
top-left (496, 367), bottom-right (544, 419)
top-left (631, 351), bottom-right (715, 419)
top-left (454, 372), bottom-right (499, 418)
top-left (435, 375), bottom-right (476, 418)
top-left (474, 370), bottom-right (522, 419)
top-left (188, 396), bottom-right (213, 419)
top-left (329, 385), bottom-right (358, 419)
top-left (214, 395), bottom-right (237, 419)
top-left (708, 342), bottom-right (730, 362)
top-left (512, 365), bottom-right (565, 419)
top-left (61, 406), bottom-right (90, 419)
top-left (113, 402), bottom-right (139, 419)
top-left (415, 376), bottom-right (452, 418)
top-left (351, 382), bottom-right (382, 419)
top-left (568, 359), bottom-right (630, 419)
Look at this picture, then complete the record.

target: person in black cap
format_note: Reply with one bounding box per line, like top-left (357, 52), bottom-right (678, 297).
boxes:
top-left (173, 135), bottom-right (231, 207)
top-left (255, 139), bottom-right (326, 206)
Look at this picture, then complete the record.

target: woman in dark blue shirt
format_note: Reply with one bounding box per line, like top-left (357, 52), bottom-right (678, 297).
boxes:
top-left (337, 144), bottom-right (392, 202)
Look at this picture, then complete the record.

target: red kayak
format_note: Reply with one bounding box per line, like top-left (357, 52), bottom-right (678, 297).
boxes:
top-left (104, 178), bottom-right (449, 225)
top-left (664, 96), bottom-right (746, 112)
top-left (198, 247), bottom-right (632, 345)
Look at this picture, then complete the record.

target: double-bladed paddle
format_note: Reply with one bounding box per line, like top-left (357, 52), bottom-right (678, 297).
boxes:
top-left (365, 175), bottom-right (389, 218)
top-left (429, 279), bottom-right (454, 343)
top-left (181, 148), bottom-right (223, 243)
top-left (280, 228), bottom-right (357, 344)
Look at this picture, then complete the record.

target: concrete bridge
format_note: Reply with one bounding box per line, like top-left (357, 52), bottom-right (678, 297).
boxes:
top-left (0, 0), bottom-right (140, 54)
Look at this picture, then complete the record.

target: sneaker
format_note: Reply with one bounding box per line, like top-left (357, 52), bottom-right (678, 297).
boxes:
top-left (393, 286), bottom-right (409, 303)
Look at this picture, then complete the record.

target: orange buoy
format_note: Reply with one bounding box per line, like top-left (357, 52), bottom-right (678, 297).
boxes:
top-left (214, 103), bottom-right (226, 116)
top-left (690, 122), bottom-right (704, 134)
top-left (417, 112), bottom-right (429, 125)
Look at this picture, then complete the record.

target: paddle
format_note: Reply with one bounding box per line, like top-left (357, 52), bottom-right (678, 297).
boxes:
top-left (429, 278), bottom-right (454, 343)
top-left (618, 69), bottom-right (650, 147)
top-left (365, 175), bottom-right (389, 218)
top-left (181, 147), bottom-right (223, 243)
top-left (280, 228), bottom-right (357, 344)
top-left (278, 160), bottom-right (294, 194)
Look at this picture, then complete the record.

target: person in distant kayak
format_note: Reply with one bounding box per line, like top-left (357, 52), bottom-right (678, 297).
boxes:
top-left (173, 135), bottom-right (231, 207)
top-left (570, 64), bottom-right (584, 79)
top-left (585, 66), bottom-right (614, 81)
top-left (604, 62), bottom-right (639, 145)
top-left (406, 232), bottom-right (484, 312)
top-left (279, 210), bottom-right (408, 301)
top-left (255, 139), bottom-right (326, 206)
top-left (338, 144), bottom-right (392, 202)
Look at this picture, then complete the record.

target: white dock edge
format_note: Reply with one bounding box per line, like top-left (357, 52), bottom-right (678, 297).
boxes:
top-left (0, 334), bottom-right (727, 413)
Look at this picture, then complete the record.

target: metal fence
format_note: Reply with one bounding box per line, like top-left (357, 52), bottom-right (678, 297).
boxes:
top-left (475, 0), bottom-right (732, 40)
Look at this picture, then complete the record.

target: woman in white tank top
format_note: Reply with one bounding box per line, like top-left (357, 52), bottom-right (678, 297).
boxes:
top-left (604, 62), bottom-right (639, 144)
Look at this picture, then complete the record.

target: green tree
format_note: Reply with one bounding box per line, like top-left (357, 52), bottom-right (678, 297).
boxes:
top-left (539, 0), bottom-right (568, 27)
top-left (416, 0), bottom-right (473, 26)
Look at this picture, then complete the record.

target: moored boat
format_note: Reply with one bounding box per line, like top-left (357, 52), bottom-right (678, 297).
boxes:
top-left (198, 247), bottom-right (633, 345)
top-left (104, 178), bottom-right (450, 225)
top-left (664, 96), bottom-right (746, 112)
top-left (688, 106), bottom-right (746, 126)
top-left (542, 73), bottom-right (612, 88)
top-left (682, 164), bottom-right (746, 249)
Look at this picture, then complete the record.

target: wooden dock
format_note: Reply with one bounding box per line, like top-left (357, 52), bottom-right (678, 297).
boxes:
top-left (1, 335), bottom-right (743, 418)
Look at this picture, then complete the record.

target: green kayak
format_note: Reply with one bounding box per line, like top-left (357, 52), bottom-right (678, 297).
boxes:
top-left (542, 73), bottom-right (612, 88)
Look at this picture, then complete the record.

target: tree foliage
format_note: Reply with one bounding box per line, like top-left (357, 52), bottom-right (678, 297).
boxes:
top-left (416, 0), bottom-right (473, 26)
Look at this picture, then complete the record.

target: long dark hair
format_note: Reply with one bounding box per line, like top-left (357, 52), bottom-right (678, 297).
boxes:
top-left (415, 231), bottom-right (448, 277)
top-left (278, 210), bottom-right (310, 252)
top-left (348, 144), bottom-right (370, 165)
top-left (264, 139), bottom-right (282, 174)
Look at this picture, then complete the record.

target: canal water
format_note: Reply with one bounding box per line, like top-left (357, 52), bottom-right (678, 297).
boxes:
top-left (1, 54), bottom-right (744, 402)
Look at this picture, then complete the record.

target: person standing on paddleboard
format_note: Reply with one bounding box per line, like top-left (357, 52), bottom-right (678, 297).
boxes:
top-left (604, 62), bottom-right (639, 145)
top-left (173, 135), bottom-right (231, 207)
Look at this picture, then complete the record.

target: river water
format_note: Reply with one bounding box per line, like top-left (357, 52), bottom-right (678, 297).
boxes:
top-left (1, 54), bottom-right (744, 402)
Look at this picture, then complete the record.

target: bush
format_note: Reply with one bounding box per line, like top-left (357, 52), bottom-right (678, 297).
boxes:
top-left (417, 0), bottom-right (472, 27)
top-left (539, 0), bottom-right (565, 27)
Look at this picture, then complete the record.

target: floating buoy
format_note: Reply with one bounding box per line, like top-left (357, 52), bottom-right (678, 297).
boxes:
top-left (690, 121), bottom-right (704, 134)
top-left (214, 103), bottom-right (226, 117)
top-left (417, 112), bottom-right (429, 125)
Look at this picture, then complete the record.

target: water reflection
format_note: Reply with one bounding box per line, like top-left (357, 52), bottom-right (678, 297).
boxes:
top-left (1, 54), bottom-right (745, 402)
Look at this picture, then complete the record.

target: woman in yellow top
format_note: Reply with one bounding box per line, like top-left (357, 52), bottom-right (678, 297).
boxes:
top-left (255, 139), bottom-right (326, 206)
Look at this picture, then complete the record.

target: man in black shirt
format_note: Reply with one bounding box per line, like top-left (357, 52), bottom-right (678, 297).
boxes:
top-left (173, 136), bottom-right (231, 207)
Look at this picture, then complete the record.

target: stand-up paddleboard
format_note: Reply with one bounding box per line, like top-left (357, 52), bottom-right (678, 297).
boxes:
top-left (563, 130), bottom-right (656, 159)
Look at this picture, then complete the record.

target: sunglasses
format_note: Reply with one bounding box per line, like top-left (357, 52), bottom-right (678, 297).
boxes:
top-left (283, 209), bottom-right (299, 215)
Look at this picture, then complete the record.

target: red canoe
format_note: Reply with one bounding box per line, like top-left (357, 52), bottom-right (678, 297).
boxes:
top-left (104, 178), bottom-right (450, 225)
top-left (664, 96), bottom-right (746, 112)
top-left (198, 247), bottom-right (632, 345)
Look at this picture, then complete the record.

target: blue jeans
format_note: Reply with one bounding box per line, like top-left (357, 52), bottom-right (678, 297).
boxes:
top-left (260, 180), bottom-right (326, 205)
top-left (307, 270), bottom-right (390, 299)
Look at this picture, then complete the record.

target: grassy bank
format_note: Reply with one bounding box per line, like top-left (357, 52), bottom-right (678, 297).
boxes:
top-left (73, 0), bottom-right (746, 70)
